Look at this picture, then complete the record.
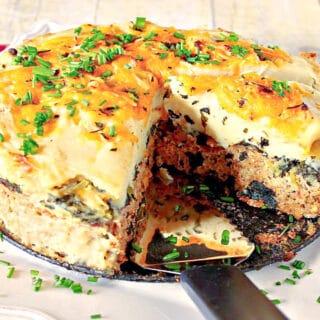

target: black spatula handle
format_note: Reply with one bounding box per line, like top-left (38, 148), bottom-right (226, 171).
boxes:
top-left (180, 265), bottom-right (288, 320)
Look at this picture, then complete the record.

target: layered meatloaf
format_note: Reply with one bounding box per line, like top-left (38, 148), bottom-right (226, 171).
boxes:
top-left (0, 18), bottom-right (319, 274)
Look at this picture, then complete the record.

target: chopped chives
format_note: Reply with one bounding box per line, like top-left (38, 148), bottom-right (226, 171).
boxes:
top-left (182, 185), bottom-right (195, 194)
top-left (54, 275), bottom-right (74, 288)
top-left (164, 263), bottom-right (181, 271)
top-left (272, 80), bottom-right (291, 97)
top-left (32, 277), bottom-right (43, 292)
top-left (173, 31), bottom-right (185, 40)
top-left (86, 289), bottom-right (93, 295)
top-left (182, 236), bottom-right (189, 243)
top-left (32, 66), bottom-right (54, 77)
top-left (134, 17), bottom-right (146, 30)
top-left (316, 296), bottom-right (320, 304)
top-left (231, 45), bottom-right (249, 58)
top-left (278, 265), bottom-right (290, 271)
top-left (174, 204), bottom-right (180, 212)
top-left (304, 269), bottom-right (313, 275)
top-left (101, 71), bottom-right (113, 79)
top-left (284, 278), bottom-right (296, 285)
top-left (292, 260), bottom-right (305, 270)
top-left (166, 235), bottom-right (177, 244)
top-left (275, 281), bottom-right (281, 286)
top-left (288, 215), bottom-right (294, 223)
top-left (87, 276), bottom-right (98, 283)
top-left (221, 229), bottom-right (230, 245)
top-left (71, 283), bottom-right (83, 294)
top-left (0, 133), bottom-right (5, 142)
top-left (7, 267), bottom-right (15, 278)
top-left (158, 43), bottom-right (169, 50)
top-left (199, 184), bottom-right (210, 192)
top-left (255, 244), bottom-right (261, 254)
top-left (30, 269), bottom-right (40, 276)
top-left (292, 270), bottom-right (300, 279)
top-left (90, 314), bottom-right (102, 319)
top-left (23, 90), bottom-right (33, 104)
top-left (162, 251), bottom-right (180, 261)
top-left (74, 26), bottom-right (82, 36)
top-left (159, 53), bottom-right (168, 59)
top-left (131, 242), bottom-right (142, 253)
top-left (143, 32), bottom-right (157, 41)
top-left (220, 196), bottom-right (234, 203)
top-left (260, 289), bottom-right (268, 296)
top-left (99, 100), bottom-right (107, 106)
top-left (20, 136), bottom-right (39, 155)
top-left (293, 235), bottom-right (302, 244)
top-left (0, 260), bottom-right (11, 266)
top-left (271, 299), bottom-right (281, 305)
top-left (109, 125), bottom-right (116, 137)
top-left (20, 119), bottom-right (30, 125)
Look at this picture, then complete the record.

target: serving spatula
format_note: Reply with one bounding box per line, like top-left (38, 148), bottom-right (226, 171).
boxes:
top-left (132, 184), bottom-right (287, 320)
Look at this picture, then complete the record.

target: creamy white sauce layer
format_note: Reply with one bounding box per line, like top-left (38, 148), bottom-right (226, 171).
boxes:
top-left (165, 77), bottom-right (320, 163)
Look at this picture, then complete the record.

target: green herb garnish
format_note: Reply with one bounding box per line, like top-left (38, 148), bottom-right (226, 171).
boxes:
top-left (292, 260), bottom-right (305, 270)
top-left (220, 196), bottom-right (234, 203)
top-left (173, 31), bottom-right (185, 40)
top-left (134, 17), bottom-right (146, 30)
top-left (271, 80), bottom-right (291, 97)
top-left (32, 277), bottom-right (43, 292)
top-left (220, 32), bottom-right (239, 42)
top-left (131, 242), bottom-right (142, 253)
top-left (6, 267), bottom-right (15, 279)
top-left (182, 185), bottom-right (195, 194)
top-left (166, 235), bottom-right (177, 244)
top-left (284, 278), bottom-right (296, 285)
top-left (101, 70), bottom-right (113, 79)
top-left (182, 236), bottom-right (189, 243)
top-left (143, 31), bottom-right (157, 41)
top-left (74, 26), bottom-right (82, 36)
top-left (278, 265), bottom-right (290, 271)
top-left (109, 125), bottom-right (116, 137)
top-left (162, 251), bottom-right (180, 261)
top-left (20, 136), bottom-right (39, 155)
top-left (293, 235), bottom-right (302, 244)
top-left (87, 276), bottom-right (98, 283)
top-left (231, 45), bottom-right (248, 58)
top-left (0, 260), bottom-right (10, 266)
top-left (221, 229), bottom-right (230, 245)
top-left (159, 53), bottom-right (168, 59)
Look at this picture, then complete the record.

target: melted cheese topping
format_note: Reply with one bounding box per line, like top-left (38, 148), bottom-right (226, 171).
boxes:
top-left (0, 21), bottom-right (319, 211)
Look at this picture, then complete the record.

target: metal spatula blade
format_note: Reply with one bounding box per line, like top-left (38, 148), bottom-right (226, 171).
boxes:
top-left (132, 190), bottom-right (254, 270)
top-left (131, 182), bottom-right (287, 319)
top-left (180, 265), bottom-right (288, 320)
